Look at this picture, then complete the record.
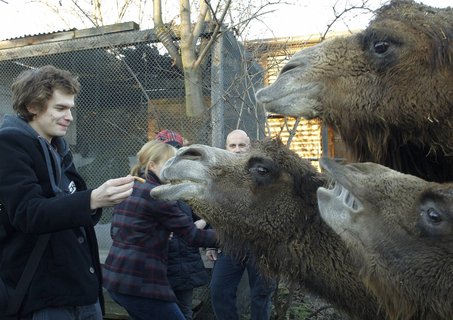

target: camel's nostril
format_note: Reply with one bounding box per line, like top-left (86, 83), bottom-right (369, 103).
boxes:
top-left (180, 149), bottom-right (203, 160)
top-left (280, 62), bottom-right (298, 74)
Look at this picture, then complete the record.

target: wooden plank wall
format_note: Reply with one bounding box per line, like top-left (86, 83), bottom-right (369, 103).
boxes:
top-left (249, 36), bottom-right (327, 169)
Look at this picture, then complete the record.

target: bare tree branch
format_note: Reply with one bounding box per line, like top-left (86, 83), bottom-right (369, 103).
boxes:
top-left (321, 0), bottom-right (374, 41)
top-left (69, 0), bottom-right (99, 27)
top-left (93, 0), bottom-right (103, 26)
top-left (191, 0), bottom-right (209, 47)
top-left (195, 0), bottom-right (232, 68)
top-left (153, 0), bottom-right (183, 69)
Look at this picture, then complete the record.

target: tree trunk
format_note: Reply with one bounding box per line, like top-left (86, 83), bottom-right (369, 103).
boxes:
top-left (182, 66), bottom-right (206, 117)
top-left (179, 0), bottom-right (207, 117)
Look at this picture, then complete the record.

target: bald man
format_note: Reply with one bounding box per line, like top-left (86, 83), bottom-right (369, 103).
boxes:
top-left (225, 129), bottom-right (250, 154)
top-left (207, 129), bottom-right (276, 320)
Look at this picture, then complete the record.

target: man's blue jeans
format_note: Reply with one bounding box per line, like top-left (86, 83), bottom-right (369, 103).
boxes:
top-left (31, 301), bottom-right (102, 320)
top-left (174, 288), bottom-right (194, 320)
top-left (108, 290), bottom-right (185, 320)
top-left (210, 252), bottom-right (276, 320)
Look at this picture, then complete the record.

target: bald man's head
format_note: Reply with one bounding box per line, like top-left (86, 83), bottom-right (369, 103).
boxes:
top-left (226, 129), bottom-right (250, 153)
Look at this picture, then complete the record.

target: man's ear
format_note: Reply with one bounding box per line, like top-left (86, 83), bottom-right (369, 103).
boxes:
top-left (26, 104), bottom-right (38, 116)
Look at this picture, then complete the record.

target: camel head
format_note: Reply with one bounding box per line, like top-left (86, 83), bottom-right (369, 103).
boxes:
top-left (317, 157), bottom-right (453, 319)
top-left (318, 157), bottom-right (453, 250)
top-left (152, 139), bottom-right (325, 246)
top-left (256, 0), bottom-right (453, 182)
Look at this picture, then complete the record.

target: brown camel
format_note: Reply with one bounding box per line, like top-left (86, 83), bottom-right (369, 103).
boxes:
top-left (151, 139), bottom-right (386, 320)
top-left (255, 0), bottom-right (453, 183)
top-left (317, 158), bottom-right (453, 319)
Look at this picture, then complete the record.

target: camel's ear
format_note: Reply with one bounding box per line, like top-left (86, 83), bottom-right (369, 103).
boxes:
top-left (267, 137), bottom-right (284, 146)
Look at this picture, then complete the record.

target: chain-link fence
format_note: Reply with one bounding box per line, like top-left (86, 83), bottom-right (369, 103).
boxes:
top-left (0, 24), bottom-right (265, 257)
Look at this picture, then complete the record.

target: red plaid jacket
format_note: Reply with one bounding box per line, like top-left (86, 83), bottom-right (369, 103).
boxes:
top-left (103, 172), bottom-right (217, 301)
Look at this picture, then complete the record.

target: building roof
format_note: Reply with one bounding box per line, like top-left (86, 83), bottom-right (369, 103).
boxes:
top-left (0, 22), bottom-right (139, 50)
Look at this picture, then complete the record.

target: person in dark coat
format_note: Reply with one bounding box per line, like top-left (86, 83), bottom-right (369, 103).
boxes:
top-left (0, 65), bottom-right (134, 319)
top-left (103, 140), bottom-right (217, 320)
top-left (167, 198), bottom-right (209, 320)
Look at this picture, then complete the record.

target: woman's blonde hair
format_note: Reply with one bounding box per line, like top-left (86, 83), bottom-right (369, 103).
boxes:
top-left (130, 140), bottom-right (177, 177)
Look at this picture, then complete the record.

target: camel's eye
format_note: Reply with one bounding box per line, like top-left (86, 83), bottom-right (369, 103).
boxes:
top-left (417, 196), bottom-right (452, 238)
top-left (373, 41), bottom-right (390, 54)
top-left (426, 208), bottom-right (442, 224)
top-left (250, 165), bottom-right (269, 176)
top-left (248, 157), bottom-right (278, 186)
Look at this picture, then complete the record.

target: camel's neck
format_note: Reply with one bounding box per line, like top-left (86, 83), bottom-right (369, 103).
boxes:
top-left (215, 207), bottom-right (385, 320)
top-left (362, 238), bottom-right (453, 320)
top-left (338, 125), bottom-right (453, 182)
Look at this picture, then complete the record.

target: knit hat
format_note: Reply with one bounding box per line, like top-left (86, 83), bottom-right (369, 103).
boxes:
top-left (155, 129), bottom-right (184, 149)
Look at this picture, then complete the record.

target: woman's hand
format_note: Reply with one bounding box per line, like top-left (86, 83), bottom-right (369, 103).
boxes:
top-left (194, 219), bottom-right (207, 229)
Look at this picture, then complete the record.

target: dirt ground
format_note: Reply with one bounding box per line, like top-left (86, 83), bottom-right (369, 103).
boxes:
top-left (271, 284), bottom-right (350, 320)
top-left (103, 282), bottom-right (350, 320)
top-left (291, 289), bottom-right (349, 320)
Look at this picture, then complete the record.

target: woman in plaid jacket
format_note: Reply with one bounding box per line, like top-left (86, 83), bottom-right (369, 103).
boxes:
top-left (103, 140), bottom-right (217, 320)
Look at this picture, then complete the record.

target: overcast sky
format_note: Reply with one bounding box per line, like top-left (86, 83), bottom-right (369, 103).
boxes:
top-left (0, 0), bottom-right (450, 41)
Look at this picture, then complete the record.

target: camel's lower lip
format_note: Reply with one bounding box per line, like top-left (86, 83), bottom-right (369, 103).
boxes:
top-left (157, 180), bottom-right (200, 191)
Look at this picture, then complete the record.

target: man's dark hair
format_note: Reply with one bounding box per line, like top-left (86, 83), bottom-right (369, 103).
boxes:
top-left (11, 65), bottom-right (80, 121)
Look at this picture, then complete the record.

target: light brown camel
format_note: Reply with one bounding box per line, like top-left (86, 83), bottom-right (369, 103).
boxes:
top-left (317, 158), bottom-right (453, 320)
top-left (151, 139), bottom-right (386, 320)
top-left (255, 0), bottom-right (453, 183)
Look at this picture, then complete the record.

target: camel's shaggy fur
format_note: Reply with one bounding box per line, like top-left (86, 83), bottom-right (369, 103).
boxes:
top-left (151, 139), bottom-right (386, 320)
top-left (256, 0), bottom-right (453, 182)
top-left (318, 158), bottom-right (453, 319)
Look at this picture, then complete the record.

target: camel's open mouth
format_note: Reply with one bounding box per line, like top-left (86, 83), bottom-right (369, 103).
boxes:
top-left (317, 179), bottom-right (364, 235)
top-left (167, 179), bottom-right (200, 185)
top-left (317, 180), bottom-right (366, 248)
top-left (160, 175), bottom-right (206, 185)
top-left (318, 179), bottom-right (363, 217)
top-left (327, 180), bottom-right (362, 212)
top-left (318, 157), bottom-right (364, 220)
top-left (151, 179), bottom-right (206, 201)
